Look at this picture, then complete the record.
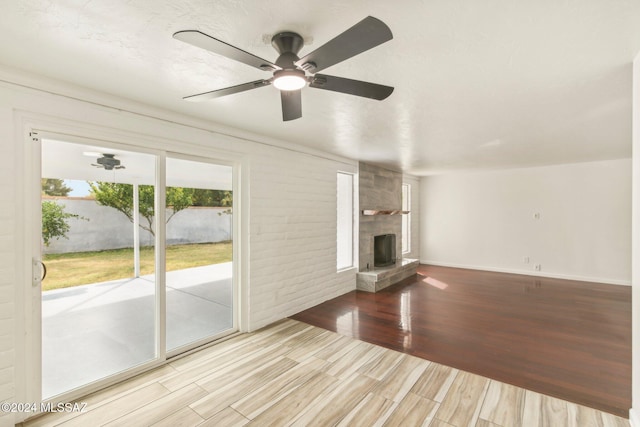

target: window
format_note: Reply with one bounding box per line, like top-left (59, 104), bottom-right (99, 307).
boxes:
top-left (402, 183), bottom-right (411, 254)
top-left (337, 172), bottom-right (354, 270)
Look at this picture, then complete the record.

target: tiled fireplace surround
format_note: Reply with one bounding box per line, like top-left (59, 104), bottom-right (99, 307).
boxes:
top-left (357, 162), bottom-right (418, 292)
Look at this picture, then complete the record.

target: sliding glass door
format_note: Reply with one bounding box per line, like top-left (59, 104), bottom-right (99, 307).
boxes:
top-left (165, 156), bottom-right (234, 352)
top-left (40, 139), bottom-right (158, 398)
top-left (37, 137), bottom-right (236, 400)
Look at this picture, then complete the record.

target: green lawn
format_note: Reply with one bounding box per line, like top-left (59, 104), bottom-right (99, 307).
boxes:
top-left (42, 241), bottom-right (232, 291)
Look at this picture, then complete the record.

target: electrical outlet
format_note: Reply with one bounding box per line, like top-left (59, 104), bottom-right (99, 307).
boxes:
top-left (523, 257), bottom-right (530, 264)
top-left (534, 264), bottom-right (541, 271)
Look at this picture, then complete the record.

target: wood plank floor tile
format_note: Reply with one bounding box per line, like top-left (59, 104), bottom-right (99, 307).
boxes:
top-left (231, 356), bottom-right (327, 419)
top-left (522, 390), bottom-right (631, 427)
top-left (277, 324), bottom-right (327, 348)
top-left (58, 382), bottom-right (171, 427)
top-left (373, 355), bottom-right (429, 402)
top-left (291, 373), bottom-right (377, 426)
top-left (336, 393), bottom-right (395, 427)
top-left (248, 372), bottom-right (338, 425)
top-left (323, 340), bottom-right (384, 379)
top-left (428, 419), bottom-right (457, 427)
top-left (411, 362), bottom-right (458, 403)
top-left (357, 346), bottom-right (404, 380)
top-left (311, 334), bottom-right (359, 361)
top-left (435, 371), bottom-right (489, 427)
top-left (601, 412), bottom-right (633, 427)
top-left (249, 319), bottom-right (311, 347)
top-left (24, 364), bottom-right (177, 427)
top-left (285, 329), bottom-right (342, 362)
top-left (168, 333), bottom-right (252, 371)
top-left (197, 407), bottom-right (249, 427)
top-left (194, 343), bottom-right (290, 391)
top-left (190, 357), bottom-right (297, 419)
top-left (382, 392), bottom-right (438, 427)
top-left (162, 342), bottom-right (264, 391)
top-left (104, 383), bottom-right (207, 427)
top-left (149, 406), bottom-right (204, 427)
top-left (479, 380), bottom-right (526, 427)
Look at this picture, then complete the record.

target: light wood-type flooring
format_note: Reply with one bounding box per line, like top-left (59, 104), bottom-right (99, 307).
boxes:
top-left (22, 319), bottom-right (628, 427)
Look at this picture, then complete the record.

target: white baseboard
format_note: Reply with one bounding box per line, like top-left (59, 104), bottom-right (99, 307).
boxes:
top-left (630, 408), bottom-right (639, 426)
top-left (420, 260), bottom-right (631, 286)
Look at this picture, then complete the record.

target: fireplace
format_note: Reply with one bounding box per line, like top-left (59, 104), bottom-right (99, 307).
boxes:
top-left (374, 234), bottom-right (396, 267)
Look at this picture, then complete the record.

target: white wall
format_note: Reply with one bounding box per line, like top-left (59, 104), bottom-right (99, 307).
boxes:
top-left (0, 68), bottom-right (357, 425)
top-left (420, 159), bottom-right (631, 285)
top-left (630, 52), bottom-right (640, 426)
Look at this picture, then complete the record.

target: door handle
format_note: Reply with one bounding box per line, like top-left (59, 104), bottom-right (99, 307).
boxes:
top-left (32, 258), bottom-right (46, 286)
top-left (40, 261), bottom-right (47, 281)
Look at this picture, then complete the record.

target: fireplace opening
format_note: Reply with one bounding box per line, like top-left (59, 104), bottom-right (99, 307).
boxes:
top-left (374, 234), bottom-right (396, 268)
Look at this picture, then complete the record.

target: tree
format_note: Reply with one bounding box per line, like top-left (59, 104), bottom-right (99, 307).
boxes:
top-left (88, 182), bottom-right (194, 236)
top-left (41, 201), bottom-right (85, 246)
top-left (191, 189), bottom-right (232, 207)
top-left (41, 178), bottom-right (72, 196)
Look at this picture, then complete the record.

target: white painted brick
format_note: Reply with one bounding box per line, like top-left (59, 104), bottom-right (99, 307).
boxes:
top-left (0, 331), bottom-right (11, 353)
top-left (0, 368), bottom-right (12, 400)
top-left (0, 305), bottom-right (11, 321)
top-left (0, 286), bottom-right (11, 304)
top-left (0, 238), bottom-right (13, 271)
top-left (0, 412), bottom-right (13, 427)
top-left (248, 147), bottom-right (358, 330)
top-left (0, 347), bottom-right (13, 371)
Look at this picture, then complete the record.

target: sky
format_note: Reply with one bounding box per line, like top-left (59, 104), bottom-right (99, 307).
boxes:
top-left (66, 180), bottom-right (91, 197)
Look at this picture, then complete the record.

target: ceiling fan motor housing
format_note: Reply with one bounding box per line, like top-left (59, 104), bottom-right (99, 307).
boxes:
top-left (97, 154), bottom-right (122, 170)
top-left (271, 32), bottom-right (304, 57)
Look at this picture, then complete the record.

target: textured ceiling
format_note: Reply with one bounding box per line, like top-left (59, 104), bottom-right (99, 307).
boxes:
top-left (2, 0), bottom-right (640, 174)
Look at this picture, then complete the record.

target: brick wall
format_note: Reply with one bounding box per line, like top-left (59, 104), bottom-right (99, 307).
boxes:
top-left (0, 108), bottom-right (15, 427)
top-left (248, 149), bottom-right (356, 330)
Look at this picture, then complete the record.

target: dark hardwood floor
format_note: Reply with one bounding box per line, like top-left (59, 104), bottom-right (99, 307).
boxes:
top-left (290, 264), bottom-right (632, 418)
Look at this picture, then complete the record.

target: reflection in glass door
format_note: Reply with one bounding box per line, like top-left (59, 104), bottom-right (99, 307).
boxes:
top-left (40, 139), bottom-right (157, 398)
top-left (165, 156), bottom-right (234, 352)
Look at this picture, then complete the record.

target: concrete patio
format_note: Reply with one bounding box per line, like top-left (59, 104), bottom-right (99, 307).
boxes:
top-left (42, 262), bottom-right (233, 398)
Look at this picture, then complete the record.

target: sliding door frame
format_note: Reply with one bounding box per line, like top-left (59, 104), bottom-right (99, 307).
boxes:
top-left (164, 151), bottom-right (239, 358)
top-left (16, 115), bottom-right (246, 420)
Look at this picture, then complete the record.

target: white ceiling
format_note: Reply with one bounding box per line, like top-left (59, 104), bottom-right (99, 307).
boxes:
top-left (2, 1), bottom-right (640, 175)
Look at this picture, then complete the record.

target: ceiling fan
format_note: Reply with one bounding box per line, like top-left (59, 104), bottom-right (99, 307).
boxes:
top-left (92, 153), bottom-right (125, 170)
top-left (173, 16), bottom-right (394, 121)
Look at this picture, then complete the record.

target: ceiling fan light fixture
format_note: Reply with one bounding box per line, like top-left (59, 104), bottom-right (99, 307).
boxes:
top-left (273, 70), bottom-right (307, 91)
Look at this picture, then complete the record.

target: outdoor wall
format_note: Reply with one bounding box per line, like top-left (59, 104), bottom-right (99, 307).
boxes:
top-left (43, 198), bottom-right (232, 254)
top-left (0, 66), bottom-right (359, 425)
top-left (420, 159), bottom-right (632, 285)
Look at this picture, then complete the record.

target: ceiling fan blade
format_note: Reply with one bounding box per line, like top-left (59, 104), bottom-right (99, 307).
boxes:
top-left (295, 16), bottom-right (392, 73)
top-left (309, 74), bottom-right (393, 100)
top-left (173, 30), bottom-right (281, 72)
top-left (281, 90), bottom-right (302, 121)
top-left (183, 80), bottom-right (271, 102)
